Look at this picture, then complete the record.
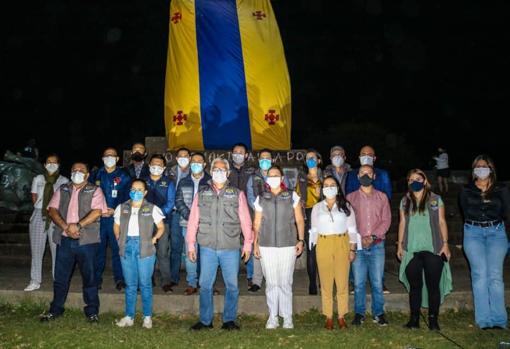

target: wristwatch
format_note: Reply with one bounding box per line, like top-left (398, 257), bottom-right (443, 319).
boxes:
top-left (77, 223), bottom-right (82, 230)
top-left (298, 239), bottom-right (305, 245)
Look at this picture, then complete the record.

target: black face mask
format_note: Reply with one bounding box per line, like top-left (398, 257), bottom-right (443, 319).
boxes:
top-left (131, 152), bottom-right (146, 162)
top-left (359, 174), bottom-right (374, 187)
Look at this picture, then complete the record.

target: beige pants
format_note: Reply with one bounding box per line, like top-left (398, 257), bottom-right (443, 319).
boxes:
top-left (316, 234), bottom-right (350, 318)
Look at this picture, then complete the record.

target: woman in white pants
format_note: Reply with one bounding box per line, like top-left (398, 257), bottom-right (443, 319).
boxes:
top-left (253, 166), bottom-right (305, 329)
top-left (25, 154), bottom-right (68, 291)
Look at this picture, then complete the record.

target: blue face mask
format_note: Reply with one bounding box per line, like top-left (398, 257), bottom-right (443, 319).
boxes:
top-left (306, 158), bottom-right (317, 169)
top-left (130, 190), bottom-right (144, 202)
top-left (259, 159), bottom-right (271, 171)
top-left (190, 162), bottom-right (203, 175)
top-left (409, 181), bottom-right (425, 192)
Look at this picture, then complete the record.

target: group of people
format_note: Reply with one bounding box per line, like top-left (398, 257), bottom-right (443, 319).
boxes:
top-left (26, 141), bottom-right (509, 332)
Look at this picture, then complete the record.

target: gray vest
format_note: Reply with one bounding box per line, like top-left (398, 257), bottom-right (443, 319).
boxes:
top-left (258, 190), bottom-right (298, 248)
top-left (197, 182), bottom-right (242, 250)
top-left (52, 183), bottom-right (100, 245)
top-left (118, 200), bottom-right (156, 258)
top-left (402, 193), bottom-right (443, 254)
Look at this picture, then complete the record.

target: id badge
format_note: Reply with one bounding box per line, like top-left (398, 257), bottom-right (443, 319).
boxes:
top-left (112, 189), bottom-right (118, 198)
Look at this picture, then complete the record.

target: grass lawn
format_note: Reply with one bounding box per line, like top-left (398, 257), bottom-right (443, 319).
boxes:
top-left (0, 300), bottom-right (509, 349)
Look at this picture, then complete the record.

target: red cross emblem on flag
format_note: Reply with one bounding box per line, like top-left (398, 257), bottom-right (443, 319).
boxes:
top-left (173, 111), bottom-right (187, 125)
top-left (252, 10), bottom-right (266, 20)
top-left (171, 12), bottom-right (182, 24)
top-left (264, 109), bottom-right (279, 125)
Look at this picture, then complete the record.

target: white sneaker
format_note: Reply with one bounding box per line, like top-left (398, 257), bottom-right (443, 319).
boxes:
top-left (24, 282), bottom-right (40, 292)
top-left (142, 316), bottom-right (152, 329)
top-left (265, 316), bottom-right (279, 329)
top-left (283, 318), bottom-right (294, 329)
top-left (116, 316), bottom-right (134, 327)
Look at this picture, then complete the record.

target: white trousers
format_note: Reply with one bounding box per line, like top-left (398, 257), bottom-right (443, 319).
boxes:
top-left (29, 208), bottom-right (56, 284)
top-left (259, 246), bottom-right (296, 319)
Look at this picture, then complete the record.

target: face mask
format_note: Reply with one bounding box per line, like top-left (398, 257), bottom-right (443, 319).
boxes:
top-left (410, 181), bottom-right (425, 192)
top-left (359, 174), bottom-right (374, 187)
top-left (130, 190), bottom-right (144, 202)
top-left (71, 171), bottom-right (85, 185)
top-left (266, 176), bottom-right (281, 189)
top-left (259, 159), bottom-right (271, 171)
top-left (103, 156), bottom-right (117, 168)
top-left (473, 167), bottom-right (491, 180)
top-left (45, 163), bottom-right (59, 174)
top-left (190, 163), bottom-right (203, 175)
top-left (177, 157), bottom-right (190, 168)
top-left (232, 153), bottom-right (245, 165)
top-left (212, 170), bottom-right (227, 184)
top-left (306, 158), bottom-right (317, 169)
top-left (149, 166), bottom-right (165, 176)
top-left (359, 155), bottom-right (374, 166)
top-left (331, 155), bottom-right (344, 167)
top-left (323, 186), bottom-right (338, 199)
top-left (131, 152), bottom-right (146, 162)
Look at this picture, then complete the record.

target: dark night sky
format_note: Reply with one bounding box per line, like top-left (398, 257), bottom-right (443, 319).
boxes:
top-left (1, 0), bottom-right (510, 179)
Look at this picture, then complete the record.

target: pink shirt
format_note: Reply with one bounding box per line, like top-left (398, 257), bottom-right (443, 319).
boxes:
top-left (186, 186), bottom-right (253, 253)
top-left (346, 188), bottom-right (391, 239)
top-left (48, 185), bottom-right (108, 226)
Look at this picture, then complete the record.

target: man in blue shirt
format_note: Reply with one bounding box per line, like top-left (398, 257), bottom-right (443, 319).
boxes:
top-left (143, 154), bottom-right (176, 292)
top-left (89, 147), bottom-right (132, 290)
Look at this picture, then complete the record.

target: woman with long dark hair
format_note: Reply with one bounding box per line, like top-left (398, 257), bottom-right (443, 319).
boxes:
top-left (310, 176), bottom-right (358, 330)
top-left (397, 169), bottom-right (452, 331)
top-left (460, 155), bottom-right (509, 329)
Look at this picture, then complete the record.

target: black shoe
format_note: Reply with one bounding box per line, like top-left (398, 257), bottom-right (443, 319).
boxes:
top-left (405, 314), bottom-right (420, 329)
top-left (492, 325), bottom-right (506, 330)
top-left (373, 313), bottom-right (388, 326)
top-left (87, 314), bottom-right (99, 323)
top-left (40, 312), bottom-right (59, 322)
top-left (115, 280), bottom-right (126, 291)
top-left (221, 321), bottom-right (240, 330)
top-left (428, 315), bottom-right (440, 331)
top-left (162, 284), bottom-right (174, 293)
top-left (248, 284), bottom-right (261, 293)
top-left (190, 321), bottom-right (213, 331)
top-left (247, 278), bottom-right (253, 288)
top-left (351, 313), bottom-right (365, 326)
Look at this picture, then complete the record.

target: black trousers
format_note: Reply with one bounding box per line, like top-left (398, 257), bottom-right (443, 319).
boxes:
top-left (304, 208), bottom-right (318, 291)
top-left (405, 251), bottom-right (444, 316)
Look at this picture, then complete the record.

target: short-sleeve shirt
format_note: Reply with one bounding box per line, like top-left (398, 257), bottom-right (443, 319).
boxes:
top-left (31, 174), bottom-right (69, 209)
top-left (48, 185), bottom-right (108, 224)
top-left (114, 204), bottom-right (165, 237)
top-left (253, 192), bottom-right (301, 212)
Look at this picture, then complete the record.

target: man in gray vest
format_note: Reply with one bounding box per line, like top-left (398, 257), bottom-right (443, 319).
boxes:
top-left (186, 158), bottom-right (253, 331)
top-left (40, 162), bottom-right (107, 322)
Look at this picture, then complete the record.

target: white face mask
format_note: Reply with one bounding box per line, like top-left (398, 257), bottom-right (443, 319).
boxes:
top-left (266, 176), bottom-right (281, 189)
top-left (473, 167), bottom-right (491, 180)
top-left (232, 153), bottom-right (245, 165)
top-left (331, 155), bottom-right (344, 167)
top-left (212, 170), bottom-right (228, 184)
top-left (71, 171), bottom-right (86, 185)
top-left (359, 155), bottom-right (374, 166)
top-left (103, 156), bottom-right (117, 168)
top-left (323, 186), bottom-right (338, 199)
top-left (150, 165), bottom-right (165, 176)
top-left (45, 163), bottom-right (59, 174)
top-left (177, 157), bottom-right (190, 168)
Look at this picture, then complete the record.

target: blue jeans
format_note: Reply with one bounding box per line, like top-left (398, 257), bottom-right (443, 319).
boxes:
top-left (50, 237), bottom-right (99, 316)
top-left (182, 227), bottom-right (200, 288)
top-left (120, 237), bottom-right (156, 318)
top-left (169, 211), bottom-right (184, 284)
top-left (199, 247), bottom-right (240, 325)
top-left (352, 241), bottom-right (385, 316)
top-left (96, 216), bottom-right (123, 284)
top-left (464, 223), bottom-right (508, 328)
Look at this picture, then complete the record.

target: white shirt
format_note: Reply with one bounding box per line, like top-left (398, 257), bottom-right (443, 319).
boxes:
top-left (31, 174), bottom-right (69, 209)
top-left (310, 200), bottom-right (359, 248)
top-left (434, 153), bottom-right (449, 170)
top-left (191, 173), bottom-right (204, 196)
top-left (253, 192), bottom-right (301, 212)
top-left (114, 204), bottom-right (165, 237)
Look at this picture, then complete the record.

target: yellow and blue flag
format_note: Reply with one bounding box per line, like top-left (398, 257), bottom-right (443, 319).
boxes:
top-left (164, 0), bottom-right (291, 150)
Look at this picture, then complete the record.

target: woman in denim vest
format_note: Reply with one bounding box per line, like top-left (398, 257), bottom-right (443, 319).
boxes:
top-left (113, 179), bottom-right (165, 329)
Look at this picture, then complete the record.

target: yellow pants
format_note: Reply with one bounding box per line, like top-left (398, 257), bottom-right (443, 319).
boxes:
top-left (316, 234), bottom-right (350, 318)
